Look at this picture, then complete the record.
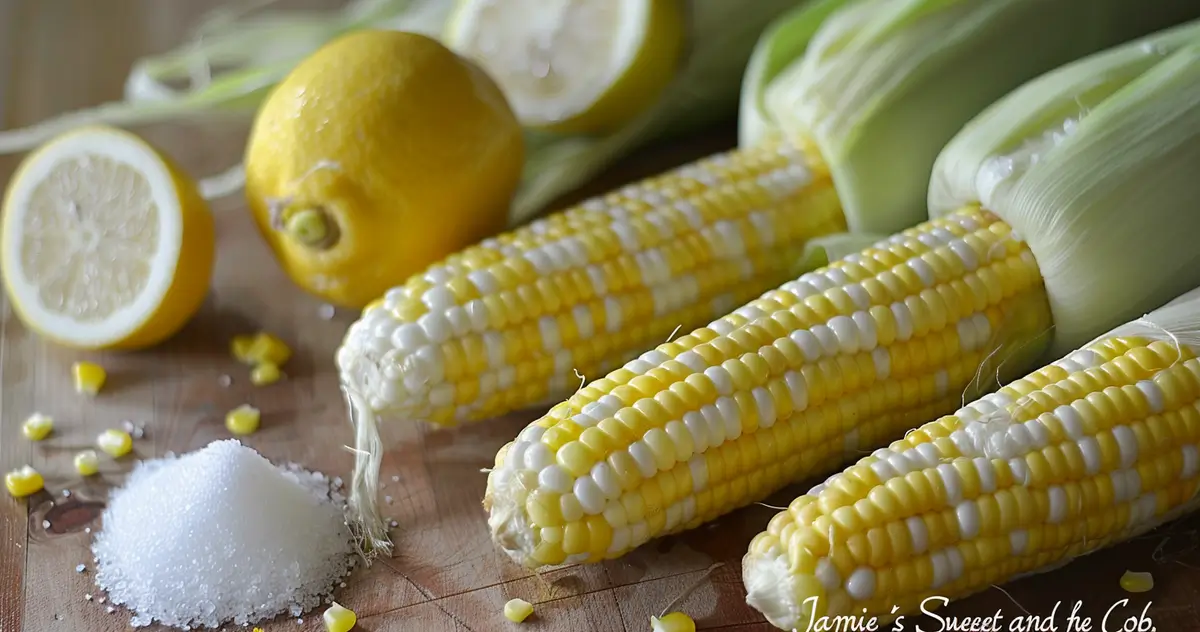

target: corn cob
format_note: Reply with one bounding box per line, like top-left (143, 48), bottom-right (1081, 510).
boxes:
top-left (483, 21), bottom-right (1200, 570)
top-left (742, 287), bottom-right (1200, 630)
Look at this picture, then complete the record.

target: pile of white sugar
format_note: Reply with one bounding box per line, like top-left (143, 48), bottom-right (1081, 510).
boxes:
top-left (92, 439), bottom-right (355, 629)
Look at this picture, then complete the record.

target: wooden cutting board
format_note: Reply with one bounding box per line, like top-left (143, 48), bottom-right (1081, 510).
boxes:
top-left (3, 1), bottom-right (1200, 631)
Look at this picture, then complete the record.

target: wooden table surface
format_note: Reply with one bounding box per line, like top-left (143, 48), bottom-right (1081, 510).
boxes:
top-left (4, 2), bottom-right (1200, 631)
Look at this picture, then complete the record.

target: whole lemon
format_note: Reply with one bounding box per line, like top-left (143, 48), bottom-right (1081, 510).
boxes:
top-left (244, 30), bottom-right (524, 308)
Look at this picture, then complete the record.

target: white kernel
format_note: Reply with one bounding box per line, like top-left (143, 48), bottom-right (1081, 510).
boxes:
top-left (850, 311), bottom-right (877, 351)
top-left (869, 459), bottom-right (898, 483)
top-left (625, 359), bottom-right (655, 375)
top-left (422, 286), bottom-right (456, 310)
top-left (1047, 486), bottom-right (1067, 523)
top-left (524, 443), bottom-right (552, 471)
top-left (585, 265), bottom-right (608, 296)
top-left (957, 317), bottom-right (978, 352)
top-left (810, 325), bottom-right (841, 357)
top-left (390, 323), bottom-right (428, 350)
top-left (716, 396), bottom-right (742, 441)
top-left (752, 387), bottom-right (776, 428)
top-left (574, 477), bottom-right (605, 514)
top-left (689, 455), bottom-right (708, 492)
top-left (907, 258), bottom-right (936, 286)
top-left (784, 371), bottom-right (808, 412)
top-left (683, 412), bottom-right (709, 453)
top-left (826, 316), bottom-right (860, 354)
top-left (789, 329), bottom-right (823, 360)
top-left (782, 280), bottom-right (819, 299)
top-left (467, 269), bottom-right (498, 294)
top-left (846, 568), bottom-right (876, 601)
top-left (445, 307), bottom-right (471, 336)
top-left (845, 284), bottom-right (872, 310)
top-left (560, 494), bottom-right (583, 522)
top-left (1113, 425), bottom-right (1139, 468)
top-left (917, 233), bottom-right (940, 248)
top-left (591, 462), bottom-right (622, 499)
top-left (947, 547), bottom-right (965, 583)
top-left (1080, 437), bottom-right (1102, 475)
top-left (930, 551), bottom-right (951, 588)
top-left (675, 200), bottom-right (704, 229)
top-left (539, 316), bottom-right (561, 352)
top-left (973, 313), bottom-right (992, 344)
top-left (664, 421), bottom-right (692, 462)
top-left (664, 504), bottom-right (682, 531)
top-left (604, 297), bottom-right (623, 332)
top-left (465, 300), bottom-right (490, 332)
top-left (570, 305), bottom-right (594, 339)
top-left (872, 348), bottom-right (891, 380)
top-left (630, 522), bottom-right (650, 546)
top-left (554, 350), bottom-right (574, 376)
top-left (1008, 458), bottom-right (1029, 485)
top-left (411, 346), bottom-right (445, 383)
top-left (1055, 405), bottom-right (1083, 439)
top-left (482, 331), bottom-right (506, 368)
top-left (538, 465), bottom-right (573, 493)
top-left (890, 303), bottom-right (914, 341)
top-left (571, 413), bottom-right (599, 428)
top-left (973, 458), bottom-right (996, 493)
top-left (704, 366), bottom-right (734, 395)
top-left (628, 442), bottom-right (658, 478)
top-left (523, 248), bottom-right (553, 274)
top-left (424, 267), bottom-right (452, 283)
top-left (1137, 380), bottom-right (1165, 414)
top-left (681, 496), bottom-right (697, 523)
top-left (734, 305), bottom-right (767, 322)
top-left (709, 318), bottom-right (736, 336)
top-left (934, 370), bottom-right (949, 397)
top-left (936, 464), bottom-right (963, 504)
top-left (429, 384), bottom-right (453, 407)
top-left (416, 312), bottom-right (452, 344)
top-left (712, 220), bottom-right (745, 256)
top-left (700, 404), bottom-right (726, 446)
top-left (611, 222), bottom-right (640, 251)
top-left (609, 527), bottom-right (632, 554)
top-left (749, 211), bottom-right (775, 245)
top-left (676, 350), bottom-right (706, 372)
top-left (948, 240), bottom-right (978, 271)
top-left (1009, 529), bottom-right (1029, 554)
top-left (506, 442), bottom-right (529, 470)
top-left (906, 516), bottom-right (928, 554)
top-left (815, 559), bottom-right (841, 591)
top-left (1183, 445), bottom-right (1200, 479)
top-left (1022, 418), bottom-right (1050, 448)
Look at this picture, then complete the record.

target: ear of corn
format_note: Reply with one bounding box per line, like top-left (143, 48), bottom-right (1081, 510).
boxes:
top-left (758, 0), bottom-right (1200, 235)
top-left (484, 18), bottom-right (1200, 572)
top-left (743, 285), bottom-right (1200, 630)
top-left (485, 206), bottom-right (1055, 568)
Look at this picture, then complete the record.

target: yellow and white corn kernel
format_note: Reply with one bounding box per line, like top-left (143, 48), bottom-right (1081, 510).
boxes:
top-left (5, 465), bottom-right (44, 497)
top-left (22, 412), bottom-right (53, 441)
top-left (251, 362), bottom-right (282, 386)
top-left (73, 361), bottom-right (106, 395)
top-left (503, 598), bottom-right (534, 623)
top-left (651, 612), bottom-right (696, 632)
top-left (226, 404), bottom-right (261, 436)
top-left (74, 450), bottom-right (100, 476)
top-left (97, 429), bottom-right (133, 457)
top-left (337, 139), bottom-right (846, 427)
top-left (484, 207), bottom-right (1054, 568)
top-left (322, 601), bottom-right (357, 632)
top-left (742, 335), bottom-right (1200, 631)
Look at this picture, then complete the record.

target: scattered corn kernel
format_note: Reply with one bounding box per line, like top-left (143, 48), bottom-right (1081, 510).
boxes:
top-left (651, 612), bottom-right (696, 632)
top-left (286, 208), bottom-right (330, 246)
top-left (226, 404), bottom-right (261, 436)
top-left (72, 361), bottom-right (106, 395)
top-left (1120, 570), bottom-right (1154, 593)
top-left (74, 450), bottom-right (100, 476)
top-left (503, 598), bottom-right (534, 623)
top-left (246, 332), bottom-right (292, 365)
top-left (231, 335), bottom-right (256, 363)
top-left (5, 465), bottom-right (45, 498)
top-left (323, 601), bottom-right (357, 632)
top-left (97, 429), bottom-right (133, 458)
top-left (21, 413), bottom-right (53, 441)
top-left (251, 362), bottom-right (282, 386)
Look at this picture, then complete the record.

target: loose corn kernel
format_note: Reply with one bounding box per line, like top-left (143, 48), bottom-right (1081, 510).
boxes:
top-left (5, 465), bottom-right (44, 497)
top-left (97, 429), bottom-right (133, 457)
top-left (74, 450), bottom-right (100, 476)
top-left (226, 404), bottom-right (261, 436)
top-left (323, 601), bottom-right (357, 632)
top-left (232, 335), bottom-right (256, 363)
top-left (503, 598), bottom-right (534, 623)
top-left (651, 612), bottom-right (696, 632)
top-left (72, 361), bottom-right (106, 395)
top-left (246, 332), bottom-right (292, 365)
top-left (1120, 570), bottom-right (1154, 593)
top-left (21, 413), bottom-right (53, 441)
top-left (286, 208), bottom-right (331, 246)
top-left (251, 362), bottom-right (282, 386)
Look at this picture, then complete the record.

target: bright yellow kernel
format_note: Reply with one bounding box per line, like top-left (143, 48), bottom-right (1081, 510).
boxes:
top-left (74, 450), bottom-right (100, 476)
top-left (1120, 570), bottom-right (1154, 593)
top-left (250, 362), bottom-right (282, 386)
top-left (21, 413), bottom-right (53, 441)
top-left (225, 404), bottom-right (261, 436)
top-left (5, 465), bottom-right (44, 497)
top-left (650, 612), bottom-right (696, 632)
top-left (73, 361), bottom-right (106, 395)
top-left (97, 429), bottom-right (133, 457)
top-left (235, 332), bottom-right (292, 365)
top-left (322, 601), bottom-right (357, 632)
top-left (503, 598), bottom-right (534, 623)
top-left (231, 335), bottom-right (256, 362)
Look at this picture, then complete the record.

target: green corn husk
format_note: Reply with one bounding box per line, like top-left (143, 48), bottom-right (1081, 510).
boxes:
top-left (929, 19), bottom-right (1200, 357)
top-left (743, 0), bottom-right (1200, 236)
top-left (0, 0), bottom-right (799, 226)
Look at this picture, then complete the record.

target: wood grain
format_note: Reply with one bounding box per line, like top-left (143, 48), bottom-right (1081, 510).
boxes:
top-left (2, 2), bottom-right (1200, 632)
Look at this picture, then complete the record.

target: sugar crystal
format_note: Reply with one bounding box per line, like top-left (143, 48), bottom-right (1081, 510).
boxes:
top-left (91, 440), bottom-right (354, 629)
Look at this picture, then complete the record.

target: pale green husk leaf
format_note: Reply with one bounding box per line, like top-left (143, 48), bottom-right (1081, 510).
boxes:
top-left (929, 19), bottom-right (1200, 357)
top-left (760, 0), bottom-right (1200, 236)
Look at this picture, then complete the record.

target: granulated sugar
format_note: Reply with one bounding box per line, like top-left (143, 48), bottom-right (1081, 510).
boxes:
top-left (92, 440), bottom-right (355, 629)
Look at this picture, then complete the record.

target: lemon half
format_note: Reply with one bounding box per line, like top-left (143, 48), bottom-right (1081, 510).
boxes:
top-left (445, 0), bottom-right (687, 134)
top-left (1, 126), bottom-right (215, 350)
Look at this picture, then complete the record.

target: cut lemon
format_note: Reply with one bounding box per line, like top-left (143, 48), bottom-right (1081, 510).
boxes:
top-left (1, 126), bottom-right (215, 350)
top-left (444, 0), bottom-right (686, 134)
